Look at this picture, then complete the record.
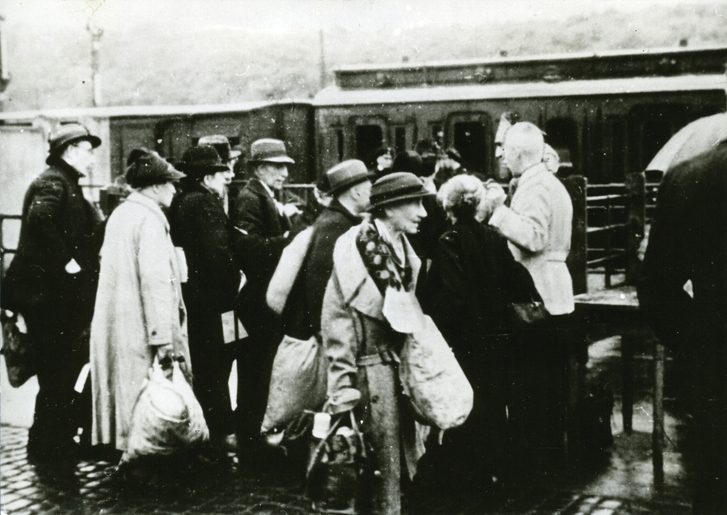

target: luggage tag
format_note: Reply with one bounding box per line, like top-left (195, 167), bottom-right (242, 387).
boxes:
top-left (222, 311), bottom-right (248, 343)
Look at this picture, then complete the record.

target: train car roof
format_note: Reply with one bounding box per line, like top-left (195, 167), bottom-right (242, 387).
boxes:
top-left (0, 99), bottom-right (312, 123)
top-left (313, 74), bottom-right (727, 107)
top-left (334, 45), bottom-right (727, 73)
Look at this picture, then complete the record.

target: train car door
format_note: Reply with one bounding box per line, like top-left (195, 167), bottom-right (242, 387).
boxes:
top-left (445, 112), bottom-right (494, 178)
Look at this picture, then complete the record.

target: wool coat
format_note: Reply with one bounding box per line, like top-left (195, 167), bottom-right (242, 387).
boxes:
top-left (168, 183), bottom-right (243, 438)
top-left (638, 141), bottom-right (727, 513)
top-left (322, 223), bottom-right (425, 515)
top-left (489, 163), bottom-right (574, 315)
top-left (90, 192), bottom-right (190, 451)
top-left (2, 158), bottom-right (102, 317)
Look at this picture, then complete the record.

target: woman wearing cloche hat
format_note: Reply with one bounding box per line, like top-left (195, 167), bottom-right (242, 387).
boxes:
top-left (320, 172), bottom-right (431, 515)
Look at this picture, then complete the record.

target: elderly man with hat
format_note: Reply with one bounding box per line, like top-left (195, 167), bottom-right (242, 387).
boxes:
top-left (321, 171), bottom-right (430, 515)
top-left (230, 138), bottom-right (304, 457)
top-left (197, 135), bottom-right (242, 214)
top-left (90, 148), bottom-right (190, 454)
top-left (2, 122), bottom-right (104, 462)
top-left (168, 145), bottom-right (244, 456)
top-left (283, 159), bottom-right (374, 341)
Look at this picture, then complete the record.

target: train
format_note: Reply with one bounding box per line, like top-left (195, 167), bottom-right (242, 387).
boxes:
top-left (0, 44), bottom-right (725, 274)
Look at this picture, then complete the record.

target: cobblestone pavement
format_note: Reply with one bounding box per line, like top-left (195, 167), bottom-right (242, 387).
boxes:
top-left (1, 425), bottom-right (691, 515)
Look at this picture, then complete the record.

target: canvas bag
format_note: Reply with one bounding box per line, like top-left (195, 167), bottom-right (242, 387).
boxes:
top-left (266, 226), bottom-right (315, 315)
top-left (261, 334), bottom-right (328, 433)
top-left (121, 358), bottom-right (209, 464)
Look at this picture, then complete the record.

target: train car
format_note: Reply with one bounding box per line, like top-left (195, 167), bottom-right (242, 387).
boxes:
top-left (313, 45), bottom-right (727, 183)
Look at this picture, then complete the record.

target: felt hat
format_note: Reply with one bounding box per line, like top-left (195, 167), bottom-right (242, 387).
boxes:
top-left (248, 138), bottom-right (295, 164)
top-left (125, 148), bottom-right (185, 188)
top-left (197, 135), bottom-right (241, 162)
top-left (369, 171), bottom-right (430, 209)
top-left (178, 145), bottom-right (229, 179)
top-left (46, 123), bottom-right (101, 163)
top-left (391, 150), bottom-right (424, 177)
top-left (326, 159), bottom-right (375, 196)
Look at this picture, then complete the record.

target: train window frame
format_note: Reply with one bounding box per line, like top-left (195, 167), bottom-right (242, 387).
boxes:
top-left (445, 111), bottom-right (493, 177)
top-left (544, 117), bottom-right (579, 176)
top-left (350, 115), bottom-right (388, 163)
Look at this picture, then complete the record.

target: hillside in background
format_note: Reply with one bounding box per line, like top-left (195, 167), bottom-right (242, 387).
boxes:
top-left (2, 3), bottom-right (726, 111)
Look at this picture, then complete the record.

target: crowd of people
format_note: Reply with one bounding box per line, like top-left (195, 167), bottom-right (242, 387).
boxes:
top-left (3, 116), bottom-right (579, 515)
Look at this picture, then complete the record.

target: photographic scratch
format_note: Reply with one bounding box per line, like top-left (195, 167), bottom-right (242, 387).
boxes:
top-left (235, 66), bottom-right (251, 77)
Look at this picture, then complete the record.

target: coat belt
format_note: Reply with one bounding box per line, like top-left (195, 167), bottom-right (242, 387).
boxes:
top-left (357, 349), bottom-right (399, 367)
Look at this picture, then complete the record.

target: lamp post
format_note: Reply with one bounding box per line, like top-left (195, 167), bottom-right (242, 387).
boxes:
top-left (87, 18), bottom-right (103, 107)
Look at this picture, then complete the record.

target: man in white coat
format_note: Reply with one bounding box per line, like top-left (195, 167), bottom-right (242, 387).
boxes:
top-left (489, 121), bottom-right (575, 460)
top-left (90, 149), bottom-right (190, 453)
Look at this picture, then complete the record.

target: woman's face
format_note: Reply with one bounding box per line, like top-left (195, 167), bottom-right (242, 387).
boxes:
top-left (204, 170), bottom-right (233, 197)
top-left (384, 199), bottom-right (427, 235)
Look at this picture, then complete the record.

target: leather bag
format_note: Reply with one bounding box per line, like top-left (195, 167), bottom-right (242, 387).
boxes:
top-left (0, 310), bottom-right (36, 388)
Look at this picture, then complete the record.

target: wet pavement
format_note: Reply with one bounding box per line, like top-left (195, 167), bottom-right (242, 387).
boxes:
top-left (1, 325), bottom-right (695, 514)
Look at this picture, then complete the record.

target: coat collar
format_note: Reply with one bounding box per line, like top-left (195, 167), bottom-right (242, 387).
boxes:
top-left (46, 156), bottom-right (84, 181)
top-left (247, 178), bottom-right (275, 199)
top-left (326, 198), bottom-right (362, 225)
top-left (126, 191), bottom-right (170, 230)
top-left (517, 162), bottom-right (547, 186)
top-left (332, 222), bottom-right (421, 321)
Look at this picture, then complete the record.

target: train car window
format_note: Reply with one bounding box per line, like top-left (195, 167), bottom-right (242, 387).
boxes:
top-left (544, 118), bottom-right (579, 171)
top-left (355, 125), bottom-right (384, 162)
top-left (394, 127), bottom-right (407, 155)
top-left (453, 122), bottom-right (487, 174)
top-left (336, 129), bottom-right (345, 162)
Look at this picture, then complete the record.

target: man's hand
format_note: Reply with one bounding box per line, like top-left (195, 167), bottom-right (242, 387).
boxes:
top-left (487, 182), bottom-right (507, 209)
top-left (281, 203), bottom-right (302, 218)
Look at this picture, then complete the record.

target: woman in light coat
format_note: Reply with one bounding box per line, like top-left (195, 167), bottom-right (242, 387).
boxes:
top-left (90, 149), bottom-right (190, 453)
top-left (321, 172), bottom-right (430, 515)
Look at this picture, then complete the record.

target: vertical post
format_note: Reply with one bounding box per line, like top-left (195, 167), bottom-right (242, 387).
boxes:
top-left (653, 340), bottom-right (665, 483)
top-left (319, 29), bottom-right (326, 90)
top-left (604, 195), bottom-right (613, 288)
top-left (622, 332), bottom-right (634, 435)
top-left (562, 175), bottom-right (588, 295)
top-left (87, 19), bottom-right (103, 107)
top-left (625, 172), bottom-right (646, 285)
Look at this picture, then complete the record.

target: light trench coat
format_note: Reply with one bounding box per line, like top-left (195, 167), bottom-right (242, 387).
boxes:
top-left (322, 223), bottom-right (427, 515)
top-left (90, 192), bottom-right (190, 451)
top-left (489, 163), bottom-right (575, 315)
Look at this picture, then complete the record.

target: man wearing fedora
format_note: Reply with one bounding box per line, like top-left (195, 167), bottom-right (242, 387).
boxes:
top-left (283, 159), bottom-right (374, 341)
top-left (230, 138), bottom-right (304, 455)
top-left (3, 122), bottom-right (104, 462)
top-left (168, 145), bottom-right (244, 455)
top-left (197, 135), bottom-right (242, 215)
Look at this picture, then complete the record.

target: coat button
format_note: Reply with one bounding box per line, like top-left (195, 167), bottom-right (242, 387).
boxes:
top-left (372, 395), bottom-right (379, 403)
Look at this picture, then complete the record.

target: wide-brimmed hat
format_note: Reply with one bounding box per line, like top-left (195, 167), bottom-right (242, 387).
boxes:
top-left (178, 145), bottom-right (229, 179)
top-left (198, 135), bottom-right (241, 162)
top-left (369, 172), bottom-right (430, 209)
top-left (125, 148), bottom-right (185, 188)
top-left (46, 123), bottom-right (101, 163)
top-left (248, 138), bottom-right (295, 164)
top-left (326, 159), bottom-right (375, 196)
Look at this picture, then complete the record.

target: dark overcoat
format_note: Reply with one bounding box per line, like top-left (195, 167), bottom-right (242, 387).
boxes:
top-left (638, 140), bottom-right (727, 513)
top-left (230, 179), bottom-right (292, 327)
top-left (283, 199), bottom-right (361, 339)
top-left (168, 183), bottom-right (243, 438)
top-left (3, 158), bottom-right (102, 319)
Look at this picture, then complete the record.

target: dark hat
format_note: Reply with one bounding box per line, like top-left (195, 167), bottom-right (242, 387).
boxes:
top-left (392, 151), bottom-right (423, 177)
top-left (369, 172), bottom-right (430, 209)
top-left (326, 160), bottom-right (375, 196)
top-left (178, 145), bottom-right (229, 179)
top-left (46, 123), bottom-right (101, 160)
top-left (198, 135), bottom-right (241, 162)
top-left (125, 148), bottom-right (185, 188)
top-left (249, 138), bottom-right (295, 164)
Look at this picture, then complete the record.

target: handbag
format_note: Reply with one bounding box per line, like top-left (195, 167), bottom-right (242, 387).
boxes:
top-left (266, 226), bottom-right (315, 315)
top-left (508, 298), bottom-right (549, 326)
top-left (0, 310), bottom-right (36, 388)
top-left (306, 411), bottom-right (370, 515)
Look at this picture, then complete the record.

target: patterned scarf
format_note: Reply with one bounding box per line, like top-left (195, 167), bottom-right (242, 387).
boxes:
top-left (355, 219), bottom-right (413, 294)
